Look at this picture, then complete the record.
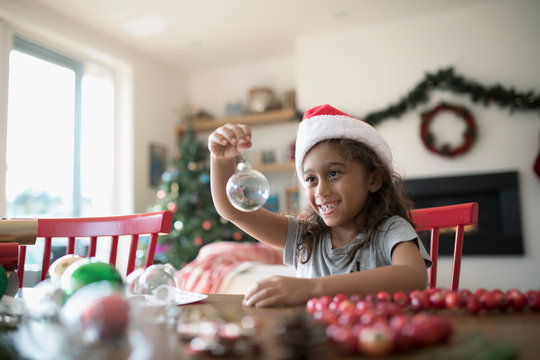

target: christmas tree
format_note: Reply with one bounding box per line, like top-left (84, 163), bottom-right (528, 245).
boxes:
top-left (145, 126), bottom-right (255, 269)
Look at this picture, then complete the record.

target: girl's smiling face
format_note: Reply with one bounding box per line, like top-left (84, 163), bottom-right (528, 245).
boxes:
top-left (302, 142), bottom-right (381, 233)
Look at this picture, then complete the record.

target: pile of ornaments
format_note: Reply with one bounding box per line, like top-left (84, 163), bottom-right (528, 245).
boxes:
top-left (305, 287), bottom-right (540, 357)
top-left (177, 309), bottom-right (261, 357)
top-left (42, 255), bottom-right (178, 343)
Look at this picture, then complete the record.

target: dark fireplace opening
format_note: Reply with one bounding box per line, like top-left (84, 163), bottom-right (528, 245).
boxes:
top-left (403, 171), bottom-right (523, 256)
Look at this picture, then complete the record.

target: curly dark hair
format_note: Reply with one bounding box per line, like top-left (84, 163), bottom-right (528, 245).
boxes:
top-left (296, 139), bottom-right (415, 266)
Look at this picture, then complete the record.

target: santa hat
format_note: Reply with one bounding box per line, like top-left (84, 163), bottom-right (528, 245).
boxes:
top-left (295, 104), bottom-right (393, 180)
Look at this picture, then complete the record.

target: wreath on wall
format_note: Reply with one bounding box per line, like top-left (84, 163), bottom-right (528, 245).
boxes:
top-left (420, 103), bottom-right (477, 157)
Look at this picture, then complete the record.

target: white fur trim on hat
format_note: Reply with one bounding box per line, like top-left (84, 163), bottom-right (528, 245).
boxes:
top-left (295, 104), bottom-right (393, 181)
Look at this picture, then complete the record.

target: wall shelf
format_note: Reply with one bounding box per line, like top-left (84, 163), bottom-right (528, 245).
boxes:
top-left (176, 108), bottom-right (298, 137)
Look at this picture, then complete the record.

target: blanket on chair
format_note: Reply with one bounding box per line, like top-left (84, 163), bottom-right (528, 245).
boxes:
top-left (174, 242), bottom-right (284, 294)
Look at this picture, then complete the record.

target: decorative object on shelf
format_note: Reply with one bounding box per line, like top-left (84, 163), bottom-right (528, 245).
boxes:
top-left (260, 149), bottom-right (277, 164)
top-left (247, 87), bottom-right (277, 113)
top-left (287, 142), bottom-right (296, 162)
top-left (420, 103), bottom-right (477, 158)
top-left (282, 89), bottom-right (296, 110)
top-left (224, 102), bottom-right (244, 117)
top-left (188, 109), bottom-right (214, 122)
top-left (146, 127), bottom-right (255, 269)
top-left (363, 67), bottom-right (539, 126)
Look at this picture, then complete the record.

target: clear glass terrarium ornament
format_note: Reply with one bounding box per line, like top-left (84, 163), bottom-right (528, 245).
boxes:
top-left (226, 155), bottom-right (270, 212)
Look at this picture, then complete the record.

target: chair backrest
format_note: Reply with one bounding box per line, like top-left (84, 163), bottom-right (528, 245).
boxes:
top-left (410, 202), bottom-right (479, 291)
top-left (15, 210), bottom-right (173, 288)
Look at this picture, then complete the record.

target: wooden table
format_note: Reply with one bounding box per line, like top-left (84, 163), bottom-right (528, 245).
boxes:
top-left (6, 293), bottom-right (540, 359)
top-left (180, 294), bottom-right (540, 360)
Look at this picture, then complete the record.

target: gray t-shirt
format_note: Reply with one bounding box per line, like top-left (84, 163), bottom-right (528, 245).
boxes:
top-left (283, 215), bottom-right (432, 278)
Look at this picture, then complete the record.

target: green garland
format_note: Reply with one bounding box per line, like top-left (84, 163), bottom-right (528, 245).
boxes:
top-left (362, 67), bottom-right (540, 126)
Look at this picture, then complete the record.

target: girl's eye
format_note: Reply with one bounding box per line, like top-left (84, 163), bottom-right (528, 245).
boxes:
top-left (329, 170), bottom-right (339, 178)
top-left (305, 175), bottom-right (315, 183)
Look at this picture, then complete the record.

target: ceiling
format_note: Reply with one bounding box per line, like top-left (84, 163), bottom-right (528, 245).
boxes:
top-left (22, 0), bottom-right (499, 72)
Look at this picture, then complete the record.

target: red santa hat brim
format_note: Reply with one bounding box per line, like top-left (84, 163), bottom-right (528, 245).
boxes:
top-left (295, 104), bottom-right (393, 181)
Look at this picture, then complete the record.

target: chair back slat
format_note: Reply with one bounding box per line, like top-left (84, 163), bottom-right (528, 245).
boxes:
top-left (109, 235), bottom-right (119, 266)
top-left (145, 233), bottom-right (160, 268)
top-left (411, 202), bottom-right (479, 291)
top-left (127, 234), bottom-right (140, 275)
top-left (67, 237), bottom-right (75, 254)
top-left (41, 237), bottom-right (52, 282)
top-left (88, 236), bottom-right (98, 257)
top-left (451, 224), bottom-right (466, 291)
top-left (429, 227), bottom-right (440, 289)
top-left (10, 211), bottom-right (172, 288)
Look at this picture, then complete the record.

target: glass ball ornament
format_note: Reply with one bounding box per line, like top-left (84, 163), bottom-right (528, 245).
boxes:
top-left (226, 161), bottom-right (270, 212)
top-left (136, 264), bottom-right (177, 295)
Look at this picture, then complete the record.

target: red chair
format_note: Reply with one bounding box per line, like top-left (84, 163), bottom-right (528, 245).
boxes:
top-left (410, 202), bottom-right (479, 291)
top-left (9, 210), bottom-right (172, 288)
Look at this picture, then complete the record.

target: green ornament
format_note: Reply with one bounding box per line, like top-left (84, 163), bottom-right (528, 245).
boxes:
top-left (61, 259), bottom-right (123, 299)
top-left (0, 265), bottom-right (7, 299)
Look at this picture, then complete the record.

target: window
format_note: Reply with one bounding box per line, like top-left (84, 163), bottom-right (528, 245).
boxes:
top-left (5, 36), bottom-right (115, 284)
top-left (6, 36), bottom-right (114, 218)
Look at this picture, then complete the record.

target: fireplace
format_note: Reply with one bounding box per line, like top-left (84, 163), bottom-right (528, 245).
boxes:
top-left (403, 171), bottom-right (524, 256)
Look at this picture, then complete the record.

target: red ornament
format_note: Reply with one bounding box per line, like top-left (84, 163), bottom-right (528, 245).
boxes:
top-left (420, 103), bottom-right (477, 157)
top-left (167, 202), bottom-right (177, 212)
top-left (202, 220), bottom-right (211, 231)
top-left (232, 232), bottom-right (243, 241)
top-left (194, 237), bottom-right (203, 246)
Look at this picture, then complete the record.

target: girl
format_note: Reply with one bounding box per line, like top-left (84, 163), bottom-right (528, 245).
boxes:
top-left (208, 104), bottom-right (431, 307)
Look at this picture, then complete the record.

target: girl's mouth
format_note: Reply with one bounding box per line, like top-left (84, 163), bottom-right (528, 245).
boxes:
top-left (318, 201), bottom-right (339, 215)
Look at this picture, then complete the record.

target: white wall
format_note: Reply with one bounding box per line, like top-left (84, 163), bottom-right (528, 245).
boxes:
top-left (295, 0), bottom-right (540, 291)
top-left (0, 0), bottom-right (187, 214)
top-left (188, 55), bottom-right (295, 118)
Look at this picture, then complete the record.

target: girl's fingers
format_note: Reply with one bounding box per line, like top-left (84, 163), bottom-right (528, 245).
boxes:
top-left (208, 132), bottom-right (228, 146)
top-left (217, 124), bottom-right (251, 145)
top-left (208, 124), bottom-right (253, 158)
top-left (251, 294), bottom-right (284, 308)
top-left (243, 280), bottom-right (284, 307)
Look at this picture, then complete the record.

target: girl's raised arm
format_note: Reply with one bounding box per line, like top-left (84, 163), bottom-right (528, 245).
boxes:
top-left (208, 124), bottom-right (288, 249)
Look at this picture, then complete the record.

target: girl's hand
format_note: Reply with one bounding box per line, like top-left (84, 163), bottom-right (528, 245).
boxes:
top-left (243, 276), bottom-right (314, 308)
top-left (208, 123), bottom-right (252, 159)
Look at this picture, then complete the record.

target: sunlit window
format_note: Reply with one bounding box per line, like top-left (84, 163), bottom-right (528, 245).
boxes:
top-left (6, 37), bottom-right (114, 218)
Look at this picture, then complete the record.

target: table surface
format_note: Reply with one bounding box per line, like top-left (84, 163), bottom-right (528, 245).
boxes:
top-left (179, 294), bottom-right (540, 360)
top-left (7, 293), bottom-right (540, 359)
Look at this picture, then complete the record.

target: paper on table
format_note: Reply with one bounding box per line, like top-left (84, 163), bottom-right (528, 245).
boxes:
top-left (128, 287), bottom-right (207, 307)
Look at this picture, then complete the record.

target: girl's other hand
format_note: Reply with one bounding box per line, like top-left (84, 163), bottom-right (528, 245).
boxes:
top-left (243, 276), bottom-right (314, 308)
top-left (208, 123), bottom-right (252, 158)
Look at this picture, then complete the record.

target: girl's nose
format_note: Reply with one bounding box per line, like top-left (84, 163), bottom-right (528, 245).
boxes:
top-left (315, 180), bottom-right (331, 197)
